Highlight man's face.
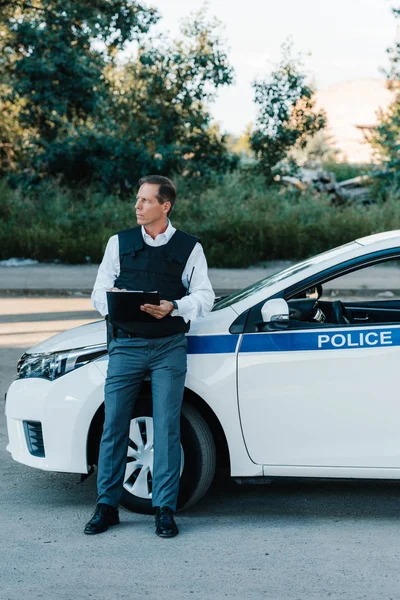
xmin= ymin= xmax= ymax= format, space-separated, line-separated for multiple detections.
xmin=135 ymin=183 xmax=170 ymax=228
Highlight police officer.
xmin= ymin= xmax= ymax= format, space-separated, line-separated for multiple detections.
xmin=85 ymin=175 xmax=214 ymax=537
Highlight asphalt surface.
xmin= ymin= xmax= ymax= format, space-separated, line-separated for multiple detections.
xmin=1 ymin=260 xmax=400 ymax=296
xmin=3 ymin=376 xmax=400 ymax=600
xmin=0 ymin=262 xmax=293 ymax=296
xmin=2 ymin=265 xmax=400 ymax=599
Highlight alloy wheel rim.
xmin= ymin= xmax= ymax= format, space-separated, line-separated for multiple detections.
xmin=123 ymin=416 xmax=184 ymax=500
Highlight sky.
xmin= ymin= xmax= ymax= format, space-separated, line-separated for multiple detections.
xmin=132 ymin=0 xmax=397 ymax=136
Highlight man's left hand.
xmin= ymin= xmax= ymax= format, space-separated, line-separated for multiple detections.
xmin=140 ymin=300 xmax=174 ymax=319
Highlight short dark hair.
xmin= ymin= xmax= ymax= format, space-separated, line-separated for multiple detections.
xmin=138 ymin=175 xmax=176 ymax=216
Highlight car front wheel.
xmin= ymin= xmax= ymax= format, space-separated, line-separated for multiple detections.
xmin=120 ymin=402 xmax=216 ymax=514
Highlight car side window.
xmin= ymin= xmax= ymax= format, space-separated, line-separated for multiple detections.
xmin=239 ymin=254 xmax=400 ymax=334
xmin=320 ymin=260 xmax=400 ymax=302
xmin=287 ymin=258 xmax=400 ymax=328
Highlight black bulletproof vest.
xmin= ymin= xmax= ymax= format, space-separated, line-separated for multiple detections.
xmin=112 ymin=226 xmax=200 ymax=337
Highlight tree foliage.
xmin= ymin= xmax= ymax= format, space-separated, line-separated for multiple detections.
xmin=0 ymin=1 xmax=236 ymax=191
xmin=113 ymin=13 xmax=237 ymax=184
xmin=249 ymin=43 xmax=326 ymax=183
xmin=369 ymin=6 xmax=400 ymax=186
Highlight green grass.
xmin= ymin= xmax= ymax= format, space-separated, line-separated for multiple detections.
xmin=1 ymin=172 xmax=399 ymax=267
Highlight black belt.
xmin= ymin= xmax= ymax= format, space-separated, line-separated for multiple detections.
xmin=114 ymin=328 xmax=140 ymax=339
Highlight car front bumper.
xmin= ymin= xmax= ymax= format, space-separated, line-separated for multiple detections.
xmin=5 ymin=362 xmax=105 ymax=474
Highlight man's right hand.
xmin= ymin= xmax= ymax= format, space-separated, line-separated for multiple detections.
xmin=109 ymin=288 xmax=127 ymax=292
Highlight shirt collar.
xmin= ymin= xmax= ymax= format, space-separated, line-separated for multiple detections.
xmin=141 ymin=219 xmax=176 ymax=243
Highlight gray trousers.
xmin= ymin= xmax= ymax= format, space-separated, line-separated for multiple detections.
xmin=96 ymin=332 xmax=187 ymax=511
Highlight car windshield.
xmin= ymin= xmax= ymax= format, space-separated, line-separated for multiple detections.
xmin=213 ymin=241 xmax=358 ymax=311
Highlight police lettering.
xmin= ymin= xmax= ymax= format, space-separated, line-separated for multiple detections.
xmin=317 ymin=331 xmax=393 ymax=349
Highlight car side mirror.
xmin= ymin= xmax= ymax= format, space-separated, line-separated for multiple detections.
xmin=261 ymin=299 xmax=289 ymax=328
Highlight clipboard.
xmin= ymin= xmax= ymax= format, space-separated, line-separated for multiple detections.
xmin=107 ymin=291 xmax=160 ymax=324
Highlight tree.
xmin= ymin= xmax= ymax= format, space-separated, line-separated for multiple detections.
xmin=369 ymin=7 xmax=400 ymax=186
xmin=1 ymin=0 xmax=157 ymax=135
xmin=0 ymin=0 xmax=157 ymax=185
xmin=289 ymin=130 xmax=339 ymax=167
xmin=249 ymin=43 xmax=326 ymax=183
xmin=226 ymin=125 xmax=254 ymax=164
xmin=109 ymin=12 xmax=237 ymax=185
xmin=0 ymin=2 xmax=237 ymax=190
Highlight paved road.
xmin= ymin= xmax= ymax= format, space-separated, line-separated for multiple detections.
xmin=0 ymin=297 xmax=98 ymax=350
xmin=2 ymin=431 xmax=400 ymax=600
xmin=2 ymin=298 xmax=400 ymax=598
xmin=1 ymin=261 xmax=400 ymax=296
xmin=0 ymin=263 xmax=293 ymax=295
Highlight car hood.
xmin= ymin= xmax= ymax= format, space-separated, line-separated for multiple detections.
xmin=28 ymin=320 xmax=107 ymax=354
xmin=25 ymin=306 xmax=238 ymax=355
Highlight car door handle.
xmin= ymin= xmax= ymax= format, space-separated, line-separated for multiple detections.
xmin=353 ymin=315 xmax=369 ymax=321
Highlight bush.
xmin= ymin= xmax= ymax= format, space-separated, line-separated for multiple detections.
xmin=1 ymin=174 xmax=400 ymax=266
xmin=172 ymin=172 xmax=400 ymax=266
xmin=0 ymin=181 xmax=135 ymax=263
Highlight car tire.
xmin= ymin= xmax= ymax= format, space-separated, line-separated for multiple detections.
xmin=120 ymin=402 xmax=216 ymax=514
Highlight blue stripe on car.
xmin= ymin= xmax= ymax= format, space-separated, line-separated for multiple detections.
xmin=98 ymin=327 xmax=400 ymax=357
xmin=187 ymin=335 xmax=239 ymax=354
xmin=240 ymin=327 xmax=400 ymax=353
xmin=187 ymin=327 xmax=400 ymax=354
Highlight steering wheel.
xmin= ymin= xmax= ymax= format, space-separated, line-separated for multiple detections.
xmin=332 ymin=300 xmax=349 ymax=324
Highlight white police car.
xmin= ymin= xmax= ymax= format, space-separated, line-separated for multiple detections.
xmin=5 ymin=230 xmax=400 ymax=513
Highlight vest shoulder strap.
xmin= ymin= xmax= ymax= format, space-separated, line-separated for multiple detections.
xmin=117 ymin=227 xmax=143 ymax=255
xmin=166 ymin=230 xmax=200 ymax=264
xmin=117 ymin=226 xmax=199 ymax=262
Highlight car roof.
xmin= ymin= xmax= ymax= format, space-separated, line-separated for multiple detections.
xmin=229 ymin=230 xmax=400 ymax=315
xmin=356 ymin=230 xmax=400 ymax=246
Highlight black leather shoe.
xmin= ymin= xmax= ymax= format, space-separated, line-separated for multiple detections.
xmin=84 ymin=503 xmax=120 ymax=535
xmin=155 ymin=506 xmax=179 ymax=538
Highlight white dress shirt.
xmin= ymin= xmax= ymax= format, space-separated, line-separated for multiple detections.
xmin=91 ymin=221 xmax=215 ymax=323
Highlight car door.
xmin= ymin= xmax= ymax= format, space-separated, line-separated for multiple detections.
xmin=237 ymin=255 xmax=400 ymax=470
xmin=340 ymin=300 xmax=400 ymax=324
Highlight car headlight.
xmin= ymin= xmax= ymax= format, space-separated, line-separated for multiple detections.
xmin=17 ymin=345 xmax=108 ymax=381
